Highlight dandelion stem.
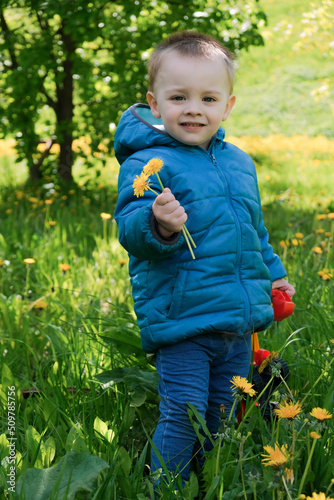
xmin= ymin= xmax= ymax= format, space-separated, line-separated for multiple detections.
xmin=147 ymin=186 xmax=160 ymax=196
xmin=183 ymin=224 xmax=196 ymax=248
xmin=282 ymin=476 xmax=293 ymax=500
xmin=182 ymin=226 xmax=195 ymax=260
xmin=297 ymin=433 xmax=317 ymax=496
xmin=155 ymin=172 xmax=196 ymax=258
xmin=253 ymin=481 xmax=257 ymax=500
xmin=279 ymin=374 xmax=294 ymax=400
xmin=215 ymin=435 xmax=223 ymax=477
xmin=239 ymin=437 xmax=247 ymax=500
xmin=103 ymin=220 xmax=107 ymax=241
xmin=155 ymin=172 xmax=165 ymax=193
xmin=25 ymin=265 xmax=31 ymax=300
xmin=228 ymin=399 xmax=238 ymax=422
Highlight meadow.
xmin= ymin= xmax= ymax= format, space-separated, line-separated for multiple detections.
xmin=1 ymin=0 xmax=334 ymax=498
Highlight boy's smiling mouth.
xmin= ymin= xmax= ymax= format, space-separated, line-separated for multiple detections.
xmin=181 ymin=122 xmax=205 ymax=127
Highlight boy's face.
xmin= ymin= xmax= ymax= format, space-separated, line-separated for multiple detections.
xmin=147 ymin=51 xmax=235 ymax=150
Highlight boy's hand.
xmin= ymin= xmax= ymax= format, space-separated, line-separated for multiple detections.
xmin=153 ymin=188 xmax=187 ymax=238
xmin=272 ymin=278 xmax=295 ymax=298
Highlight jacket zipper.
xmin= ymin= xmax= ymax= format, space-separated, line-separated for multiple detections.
xmin=202 ymin=144 xmax=251 ymax=330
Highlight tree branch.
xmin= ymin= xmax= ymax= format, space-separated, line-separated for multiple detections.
xmin=40 ymin=81 xmax=57 ymax=111
xmin=30 ymin=138 xmax=54 ymax=180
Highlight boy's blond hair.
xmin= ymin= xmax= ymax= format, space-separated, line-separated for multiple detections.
xmin=148 ymin=31 xmax=235 ymax=94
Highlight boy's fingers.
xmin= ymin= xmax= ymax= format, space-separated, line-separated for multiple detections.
xmin=155 ymin=191 xmax=175 ymax=206
xmin=155 ymin=200 xmax=181 ymax=216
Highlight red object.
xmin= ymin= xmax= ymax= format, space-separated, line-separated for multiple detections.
xmin=271 ymin=289 xmax=295 ymax=321
xmin=254 ymin=348 xmax=271 ymax=366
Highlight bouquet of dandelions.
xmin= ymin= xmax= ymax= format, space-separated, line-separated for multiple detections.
xmin=132 ymin=158 xmax=196 ymax=259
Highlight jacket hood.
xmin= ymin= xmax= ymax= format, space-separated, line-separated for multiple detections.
xmin=114 ymin=103 xmax=225 ymax=164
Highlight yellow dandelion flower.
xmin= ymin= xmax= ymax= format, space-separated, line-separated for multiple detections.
xmin=45 ymin=199 xmax=53 ymax=205
xmin=119 ymin=258 xmax=127 ymax=266
xmin=316 ymin=214 xmax=327 ymax=220
xmin=230 ymin=376 xmax=256 ymax=397
xmin=258 ymin=351 xmax=279 ymax=374
xmin=59 ymin=263 xmax=71 ymax=272
xmin=310 ymin=407 xmax=332 ymax=421
xmin=284 ymin=467 xmax=294 ymax=484
xmin=328 ymin=213 xmax=334 ymax=219
xmin=292 ymin=238 xmax=299 ymax=246
xmin=313 ymin=247 xmax=323 ymax=254
xmin=295 ymin=232 xmax=304 ymax=239
xmin=5 ymin=209 xmax=13 ymax=214
xmin=330 ymin=339 xmax=334 ymax=344
xmin=262 ymin=442 xmax=290 ymax=467
xmin=274 ymin=401 xmax=302 ymax=420
xmin=15 ymin=191 xmax=24 ymax=200
xmin=24 ymin=258 xmax=36 ymax=265
xmin=322 ymin=273 xmax=332 ymax=281
xmin=48 ymin=221 xmax=57 ymax=227
xmin=133 ymin=172 xmax=150 ymax=198
xmin=280 ymin=240 xmax=287 ymax=249
xmin=143 ymin=158 xmax=164 ymax=176
xmin=68 ymin=189 xmax=75 ymax=195
xmin=29 ymin=197 xmax=38 ymax=203
xmin=306 ymin=493 xmax=332 ymax=500
xmin=0 ymin=258 xmax=4 ymax=266
xmin=33 ymin=300 xmax=48 ymax=309
xmin=100 ymin=212 xmax=112 ymax=220
xmin=316 ymin=228 xmax=325 ymax=234
xmin=325 ymin=232 xmax=331 ymax=237
xmin=310 ymin=431 xmax=321 ymax=439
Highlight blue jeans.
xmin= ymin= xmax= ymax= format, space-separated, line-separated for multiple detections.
xmin=151 ymin=332 xmax=252 ymax=482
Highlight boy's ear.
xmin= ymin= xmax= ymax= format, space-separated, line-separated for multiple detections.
xmin=222 ymin=94 xmax=236 ymax=121
xmin=146 ymin=91 xmax=161 ymax=119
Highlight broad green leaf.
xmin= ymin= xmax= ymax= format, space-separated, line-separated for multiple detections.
xmin=117 ymin=446 xmax=132 ymax=476
xmin=94 ymin=416 xmax=108 ymax=437
xmin=41 ymin=436 xmax=56 ymax=468
xmin=15 ymin=451 xmax=109 ymax=500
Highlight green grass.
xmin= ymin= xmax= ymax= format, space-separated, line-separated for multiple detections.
xmin=0 ymin=0 xmax=334 ymax=498
xmin=227 ymin=0 xmax=334 ymax=138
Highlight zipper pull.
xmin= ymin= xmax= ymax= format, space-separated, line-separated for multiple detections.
xmin=210 ymin=154 xmax=218 ymax=165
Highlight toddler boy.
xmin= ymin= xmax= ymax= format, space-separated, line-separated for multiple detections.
xmin=114 ymin=31 xmax=295 ymax=483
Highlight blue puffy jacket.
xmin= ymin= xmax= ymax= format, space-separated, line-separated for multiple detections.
xmin=114 ymin=104 xmax=287 ymax=352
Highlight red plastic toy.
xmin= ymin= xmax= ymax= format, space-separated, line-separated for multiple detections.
xmin=271 ymin=289 xmax=295 ymax=321
xmin=237 ymin=290 xmax=295 ymax=422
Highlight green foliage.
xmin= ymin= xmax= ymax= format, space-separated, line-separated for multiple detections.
xmin=15 ymin=451 xmax=110 ymax=500
xmin=0 ymin=0 xmax=266 ymax=181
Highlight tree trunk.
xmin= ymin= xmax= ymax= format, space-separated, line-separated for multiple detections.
xmin=55 ymin=28 xmax=75 ymax=183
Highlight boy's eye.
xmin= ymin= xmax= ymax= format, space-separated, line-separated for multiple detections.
xmin=203 ymin=97 xmax=216 ymax=102
xmin=171 ymin=96 xmax=185 ymax=101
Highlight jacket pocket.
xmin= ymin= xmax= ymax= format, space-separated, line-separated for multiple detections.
xmin=165 ymin=268 xmax=189 ymax=320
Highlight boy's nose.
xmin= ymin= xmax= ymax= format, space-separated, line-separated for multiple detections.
xmin=184 ymin=100 xmax=202 ymax=115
